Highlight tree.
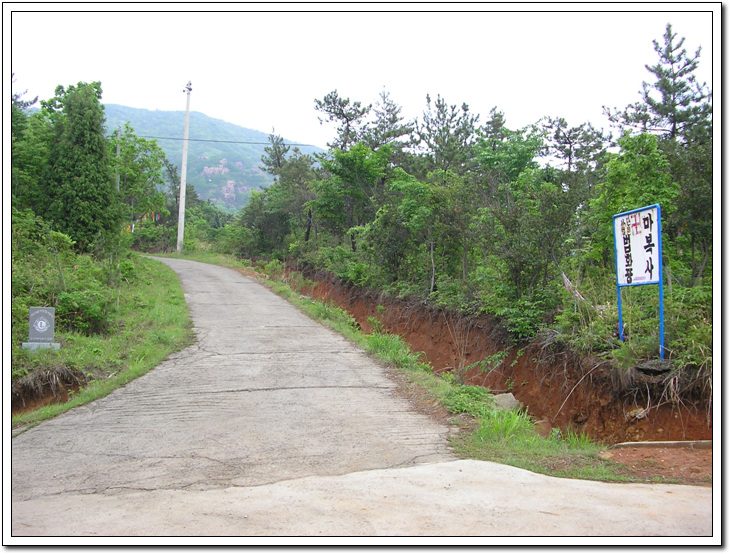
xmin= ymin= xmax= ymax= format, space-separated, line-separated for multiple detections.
xmin=276 ymin=148 xmax=317 ymax=243
xmin=474 ymin=127 xmax=577 ymax=300
xmin=605 ymin=23 xmax=712 ymax=144
xmin=11 ymin=74 xmax=37 ymax=141
xmin=11 ymin=77 xmax=46 ymax=208
xmin=667 ymin=138 xmax=712 ymax=285
xmin=110 ymin=122 xmax=168 ymax=226
xmin=239 ymin=188 xmax=291 ymax=255
xmin=260 ymin=129 xmax=290 ymax=177
xmin=479 ymin=107 xmax=509 ymax=152
xmin=362 ymin=89 xmax=415 ymax=166
xmin=476 ymin=124 xmax=544 ymax=185
xmin=587 ymin=133 xmax=678 ymax=268
xmin=44 ymin=82 xmax=122 ymax=251
xmin=602 ymin=24 xmax=712 ymax=288
xmin=316 ymin=143 xmax=391 ymax=251
xmin=314 ymin=90 xmax=371 ymax=150
xmin=412 ymin=94 xmax=479 ymax=176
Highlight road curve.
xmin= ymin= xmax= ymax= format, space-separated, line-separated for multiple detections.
xmin=10 ymin=258 xmax=713 ymax=540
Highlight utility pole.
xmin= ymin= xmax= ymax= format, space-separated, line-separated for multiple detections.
xmin=176 ymin=82 xmax=192 ymax=254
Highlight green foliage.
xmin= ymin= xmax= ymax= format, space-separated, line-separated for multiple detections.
xmin=44 ymin=82 xmax=124 ymax=251
xmin=12 ymin=208 xmax=147 ymax=348
xmin=443 ymin=383 xmax=494 ymax=416
xmin=314 ymin=90 xmax=371 ymax=150
xmin=474 ymin=409 xmax=536 ymax=443
xmin=363 ymin=333 xmax=428 ymax=371
xmin=110 ymin=122 xmax=168 ymax=225
xmin=129 ymin=223 xmax=175 ymax=253
xmin=209 ymin=25 xmax=711 ymax=406
xmin=56 ymin=289 xmax=112 ymax=335
xmin=495 ymin=294 xmax=555 ymax=341
xmin=262 ymin=259 xmax=285 ymax=279
xmin=413 ymin=93 xmax=480 ymax=175
xmin=12 ymin=255 xmax=194 ymax=428
xmin=468 ymin=350 xmax=510 ymax=375
xmin=605 ymin=23 xmax=711 ymax=143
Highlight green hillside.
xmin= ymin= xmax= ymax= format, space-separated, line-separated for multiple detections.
xmin=103 ymin=104 xmax=323 ymax=213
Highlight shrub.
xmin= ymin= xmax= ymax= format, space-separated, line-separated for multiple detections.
xmin=129 ymin=224 xmax=174 ymax=253
xmin=56 ymin=289 xmax=112 ymax=335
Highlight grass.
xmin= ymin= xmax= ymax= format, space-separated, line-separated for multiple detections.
xmin=12 ymin=249 xmax=665 ymax=484
xmin=193 ymin=258 xmax=653 ymax=484
xmin=11 ymin=255 xmax=194 ymax=432
xmin=151 ymin=250 xmax=254 ymax=270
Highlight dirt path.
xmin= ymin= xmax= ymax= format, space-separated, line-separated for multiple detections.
xmin=9 ymin=258 xmax=714 ymax=540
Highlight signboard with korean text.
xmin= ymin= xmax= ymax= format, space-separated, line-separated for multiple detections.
xmin=613 ymin=204 xmax=664 ymax=359
xmin=614 ymin=205 xmax=661 ymax=286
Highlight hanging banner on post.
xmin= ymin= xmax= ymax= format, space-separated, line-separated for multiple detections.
xmin=613 ymin=204 xmax=664 ymax=358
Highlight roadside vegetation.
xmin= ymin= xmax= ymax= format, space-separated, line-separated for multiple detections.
xmin=181 ymin=24 xmax=711 ymax=414
xmin=11 ymin=23 xmax=711 ymax=457
xmin=191 ymin=254 xmax=671 ymax=484
xmin=11 ymin=209 xmax=194 ymax=430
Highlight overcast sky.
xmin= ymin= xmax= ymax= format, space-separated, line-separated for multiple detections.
xmin=6 ymin=5 xmax=717 ymax=149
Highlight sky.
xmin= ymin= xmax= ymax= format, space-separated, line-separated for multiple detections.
xmin=6 ymin=4 xmax=717 ymax=149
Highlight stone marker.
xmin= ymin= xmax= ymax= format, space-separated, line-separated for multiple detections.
xmin=21 ymin=307 xmax=60 ymax=351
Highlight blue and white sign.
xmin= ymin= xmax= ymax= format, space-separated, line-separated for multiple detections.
xmin=613 ymin=204 xmax=664 ymax=359
xmin=614 ymin=205 xmax=661 ymax=286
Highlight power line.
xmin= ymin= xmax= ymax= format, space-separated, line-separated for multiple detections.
xmin=138 ymin=135 xmax=319 ymax=148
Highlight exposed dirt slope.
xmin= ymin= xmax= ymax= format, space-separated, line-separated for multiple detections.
xmin=299 ymin=271 xmax=712 ymax=446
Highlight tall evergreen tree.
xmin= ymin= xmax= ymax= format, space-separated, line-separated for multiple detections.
xmin=314 ymin=90 xmax=371 ymax=150
xmin=45 ymin=82 xmax=122 ymax=251
xmin=362 ymin=90 xmax=415 ymax=158
xmin=601 ymin=24 xmax=712 ymax=287
xmin=412 ymin=94 xmax=479 ymax=176
xmin=260 ymin=129 xmax=290 ymax=177
xmin=11 ymin=76 xmax=43 ymax=207
xmin=605 ymin=23 xmax=712 ymax=143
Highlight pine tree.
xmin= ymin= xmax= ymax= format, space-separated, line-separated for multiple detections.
xmin=260 ymin=129 xmax=290 ymax=178
xmin=605 ymin=23 xmax=712 ymax=143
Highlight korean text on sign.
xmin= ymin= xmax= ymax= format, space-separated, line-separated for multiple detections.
xmin=614 ymin=205 xmax=660 ymax=286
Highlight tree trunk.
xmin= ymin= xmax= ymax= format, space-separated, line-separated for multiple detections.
xmin=692 ymin=240 xmax=710 ymax=287
xmin=429 ymin=239 xmax=436 ymax=294
xmin=462 ymin=244 xmax=469 ymax=282
xmin=664 ymin=257 xmax=673 ymax=295
xmin=304 ymin=209 xmax=312 ymax=243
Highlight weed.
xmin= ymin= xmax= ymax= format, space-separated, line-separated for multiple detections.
xmin=12 ymin=255 xmax=194 ymax=428
xmin=443 ymin=383 xmax=493 ymax=416
xmin=187 ymin=257 xmax=678 ymax=485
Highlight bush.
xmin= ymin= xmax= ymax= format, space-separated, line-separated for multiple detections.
xmin=262 ymin=259 xmax=285 ymax=279
xmin=56 ymin=288 xmax=112 ymax=335
xmin=443 ymin=383 xmax=493 ymax=415
xmin=344 ymin=261 xmax=370 ymax=287
xmin=129 ymin=224 xmax=174 ymax=253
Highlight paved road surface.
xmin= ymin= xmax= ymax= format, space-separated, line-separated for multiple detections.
xmin=10 ymin=258 xmax=713 ymax=540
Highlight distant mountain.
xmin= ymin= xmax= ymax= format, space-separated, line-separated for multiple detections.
xmin=103 ymin=104 xmax=324 ymax=213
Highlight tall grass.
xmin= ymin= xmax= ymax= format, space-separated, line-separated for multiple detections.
xmin=230 ymin=265 xmax=658 ymax=483
xmin=12 ymin=256 xmax=194 ymax=430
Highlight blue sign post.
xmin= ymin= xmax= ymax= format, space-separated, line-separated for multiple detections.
xmin=613 ymin=204 xmax=664 ymax=359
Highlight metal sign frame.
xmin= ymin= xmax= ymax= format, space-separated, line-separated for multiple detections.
xmin=613 ymin=204 xmax=664 ymax=359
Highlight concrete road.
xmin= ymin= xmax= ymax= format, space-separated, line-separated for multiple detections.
xmin=10 ymin=258 xmax=713 ymax=540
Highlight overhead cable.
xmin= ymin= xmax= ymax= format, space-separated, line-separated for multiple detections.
xmin=137 ymin=135 xmax=317 ymax=148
